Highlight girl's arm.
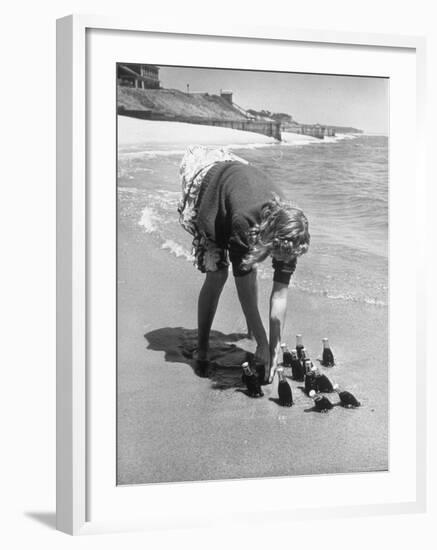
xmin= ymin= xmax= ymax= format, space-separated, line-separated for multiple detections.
xmin=268 ymin=281 xmax=289 ymax=382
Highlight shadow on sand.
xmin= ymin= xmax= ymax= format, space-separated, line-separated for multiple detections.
xmin=268 ymin=397 xmax=293 ymax=408
xmin=144 ymin=327 xmax=259 ymax=390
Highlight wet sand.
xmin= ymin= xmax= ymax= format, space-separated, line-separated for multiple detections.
xmin=117 ymin=223 xmax=388 ymax=485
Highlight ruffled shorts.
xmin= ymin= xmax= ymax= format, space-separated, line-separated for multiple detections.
xmin=177 ymin=146 xmax=248 ymax=273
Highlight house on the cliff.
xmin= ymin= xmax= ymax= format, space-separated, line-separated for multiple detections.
xmin=117 ymin=64 xmax=160 ymax=89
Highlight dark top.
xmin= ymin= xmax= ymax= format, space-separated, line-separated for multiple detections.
xmin=197 ymin=160 xmax=297 ymax=284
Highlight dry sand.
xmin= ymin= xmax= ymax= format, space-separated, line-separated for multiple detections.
xmin=118 ymin=116 xmax=320 ymax=147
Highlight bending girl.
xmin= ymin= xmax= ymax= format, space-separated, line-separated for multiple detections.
xmin=178 ymin=146 xmax=310 ymax=384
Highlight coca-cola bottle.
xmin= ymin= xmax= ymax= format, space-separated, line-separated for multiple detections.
xmin=333 ymin=383 xmax=361 ymax=408
xmin=296 ymin=334 xmax=304 ymax=360
xmin=280 ymin=343 xmax=293 ymax=367
xmin=304 ymin=360 xmax=316 ymax=395
xmin=309 ymin=390 xmax=333 ymax=412
xmin=277 ymin=367 xmax=293 ymax=407
xmin=313 ymin=367 xmax=334 ymax=393
xmin=290 ymin=349 xmax=304 ymax=381
xmin=321 ymin=338 xmax=335 ymax=367
xmin=241 ymin=362 xmax=263 ymax=398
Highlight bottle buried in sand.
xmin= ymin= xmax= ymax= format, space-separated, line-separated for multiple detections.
xmin=309 ymin=390 xmax=334 ymax=412
xmin=296 ymin=334 xmax=304 ymax=360
xmin=280 ymin=343 xmax=293 ymax=367
xmin=304 ymin=360 xmax=317 ymax=395
xmin=291 ymin=349 xmax=305 ymax=381
xmin=313 ymin=367 xmax=334 ymax=393
xmin=334 ymin=383 xmax=361 ymax=408
xmin=281 ymin=343 xmax=303 ymax=381
xmin=299 ymin=347 xmax=308 ymax=371
xmin=321 ymin=338 xmax=335 ymax=367
xmin=241 ymin=362 xmax=264 ymax=398
xmin=277 ymin=367 xmax=293 ymax=407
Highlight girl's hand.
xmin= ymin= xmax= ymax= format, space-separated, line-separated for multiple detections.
xmin=269 ymin=348 xmax=281 ymax=383
xmin=255 ymin=344 xmax=270 ymax=365
xmin=264 ymin=364 xmax=276 ymax=384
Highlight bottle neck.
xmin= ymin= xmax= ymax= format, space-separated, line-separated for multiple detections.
xmin=242 ymin=364 xmax=252 ymax=375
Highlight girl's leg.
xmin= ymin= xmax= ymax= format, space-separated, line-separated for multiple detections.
xmin=245 ymin=273 xmax=258 ymax=340
xmin=234 ymin=270 xmax=269 ymax=366
xmin=197 ymin=268 xmax=229 ymax=360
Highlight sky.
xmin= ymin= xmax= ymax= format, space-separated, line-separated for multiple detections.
xmin=158 ymin=65 xmax=389 ymax=134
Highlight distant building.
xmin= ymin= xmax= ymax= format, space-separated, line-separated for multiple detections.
xmin=220 ymin=90 xmax=233 ymax=104
xmin=117 ymin=64 xmax=160 ymax=89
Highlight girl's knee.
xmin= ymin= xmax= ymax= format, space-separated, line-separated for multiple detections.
xmin=215 ymin=267 xmax=230 ymax=282
xmin=206 ymin=267 xmax=229 ymax=285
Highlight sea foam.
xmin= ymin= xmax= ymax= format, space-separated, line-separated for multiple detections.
xmin=138 ymin=207 xmax=159 ymax=233
xmin=161 ymin=240 xmax=193 ymax=261
xmin=119 ymin=133 xmax=359 ymax=158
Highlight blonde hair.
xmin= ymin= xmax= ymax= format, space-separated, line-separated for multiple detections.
xmin=242 ymin=194 xmax=310 ymax=270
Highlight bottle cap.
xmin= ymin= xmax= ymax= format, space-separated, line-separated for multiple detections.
xmin=322 ymin=338 xmax=330 ymax=348
xmin=280 ymin=343 xmax=287 ymax=349
xmin=333 ymin=383 xmax=339 ymax=391
xmin=309 ymin=390 xmax=316 ymax=398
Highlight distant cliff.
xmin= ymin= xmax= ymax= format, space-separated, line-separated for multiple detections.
xmin=118 ymin=89 xmax=362 ymax=137
xmin=117 ymin=86 xmax=248 ymax=121
xmin=246 ymin=110 xmax=292 ymax=123
xmin=117 ymin=86 xmax=282 ymax=140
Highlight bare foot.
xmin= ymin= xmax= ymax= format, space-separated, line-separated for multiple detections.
xmin=254 ymin=344 xmax=269 ymax=370
xmin=192 ymin=349 xmax=210 ymax=378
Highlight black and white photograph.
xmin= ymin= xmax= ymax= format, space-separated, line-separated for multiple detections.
xmin=116 ymin=63 xmax=389 ymax=485
xmin=1 ymin=0 xmax=433 ymax=542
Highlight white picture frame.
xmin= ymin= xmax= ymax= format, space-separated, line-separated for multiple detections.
xmin=56 ymin=14 xmax=427 ymax=535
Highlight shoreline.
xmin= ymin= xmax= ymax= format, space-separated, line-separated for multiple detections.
xmin=118 ymin=116 xmax=362 ymax=154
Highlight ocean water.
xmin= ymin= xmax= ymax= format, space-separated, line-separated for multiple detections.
xmin=118 ymin=134 xmax=388 ymax=307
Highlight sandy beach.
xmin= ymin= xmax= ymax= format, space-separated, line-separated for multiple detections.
xmin=117 ymin=117 xmax=388 ymax=484
xmin=118 ymin=116 xmax=321 ymax=150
